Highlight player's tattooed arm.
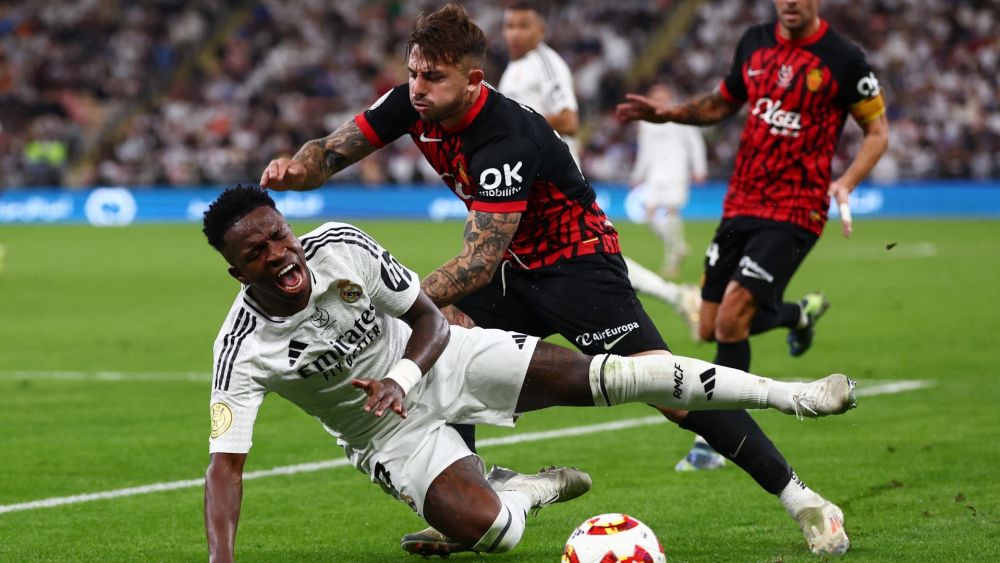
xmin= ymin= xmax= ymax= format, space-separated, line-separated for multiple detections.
xmin=616 ymin=90 xmax=740 ymax=126
xmin=421 ymin=210 xmax=521 ymax=308
xmin=260 ymin=119 xmax=377 ymax=191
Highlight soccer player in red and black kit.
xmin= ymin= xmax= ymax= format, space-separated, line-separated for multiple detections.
xmin=261 ymin=3 xmax=853 ymax=556
xmin=619 ymin=0 xmax=888 ymax=548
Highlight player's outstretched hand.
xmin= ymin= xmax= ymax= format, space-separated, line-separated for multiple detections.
xmin=351 ymin=378 xmax=408 ymax=419
xmin=828 ymin=180 xmax=853 ymax=238
xmin=260 ymin=157 xmax=309 ymax=191
xmin=615 ymin=93 xmax=669 ymax=124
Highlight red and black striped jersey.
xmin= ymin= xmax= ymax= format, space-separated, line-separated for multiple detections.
xmin=354 ymin=83 xmax=619 ymax=269
xmin=719 ymin=20 xmax=885 ymax=235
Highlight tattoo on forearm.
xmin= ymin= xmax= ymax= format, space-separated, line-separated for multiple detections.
xmin=673 ymin=91 xmax=738 ymax=125
xmin=293 ymin=120 xmax=373 ymax=187
xmin=421 ymin=211 xmax=520 ymax=307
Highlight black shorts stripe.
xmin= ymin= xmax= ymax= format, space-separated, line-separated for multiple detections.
xmin=486 ymin=506 xmax=513 ymax=553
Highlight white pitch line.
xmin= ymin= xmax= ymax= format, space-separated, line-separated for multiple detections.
xmin=0 ymin=417 xmax=664 ymax=515
xmin=0 ymin=380 xmax=933 ymax=515
xmin=854 ymin=379 xmax=934 ymax=397
xmin=0 ymin=371 xmax=209 ymax=382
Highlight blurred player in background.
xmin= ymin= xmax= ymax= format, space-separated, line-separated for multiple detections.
xmin=497 ymin=0 xmax=701 ymax=336
xmin=261 ymin=3 xmax=853 ymax=556
xmin=498 ymin=0 xmax=581 ymax=166
xmin=618 ymin=0 xmax=888 ymax=481
xmin=629 ymin=82 xmax=707 ymax=280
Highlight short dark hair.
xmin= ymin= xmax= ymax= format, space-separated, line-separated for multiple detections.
xmin=202 ymin=185 xmax=277 ymax=252
xmin=506 ymin=0 xmax=544 ymax=15
xmin=406 ymin=3 xmax=487 ymax=69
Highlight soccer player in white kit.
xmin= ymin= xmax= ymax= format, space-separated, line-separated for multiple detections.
xmin=497 ymin=1 xmax=703 ymax=336
xmin=202 ymin=186 xmax=857 ymax=560
xmin=631 ymin=83 xmax=707 ymax=280
xmin=498 ymin=1 xmax=581 ymax=166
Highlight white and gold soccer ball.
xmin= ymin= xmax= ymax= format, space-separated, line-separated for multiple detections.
xmin=561 ymin=513 xmax=666 ymax=563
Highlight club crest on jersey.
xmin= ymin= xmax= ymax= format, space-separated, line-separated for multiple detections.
xmin=777 ymin=64 xmax=795 ymax=89
xmin=336 ymin=280 xmax=363 ymax=303
xmin=807 ymin=68 xmax=824 ymax=92
xmin=210 ymin=402 xmax=233 ymax=438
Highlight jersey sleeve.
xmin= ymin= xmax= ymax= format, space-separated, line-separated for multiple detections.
xmin=836 ymin=50 xmax=886 ymax=124
xmin=467 ymin=138 xmax=541 ymax=213
xmin=540 ymin=51 xmax=579 ymax=114
xmin=354 ymin=85 xmax=418 ymax=148
xmin=719 ymin=28 xmax=753 ymax=104
xmin=337 ymin=225 xmax=421 ymax=318
xmin=209 ymin=332 xmax=266 ymax=454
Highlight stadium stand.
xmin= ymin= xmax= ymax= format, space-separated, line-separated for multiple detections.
xmin=0 ymin=0 xmax=995 ymax=189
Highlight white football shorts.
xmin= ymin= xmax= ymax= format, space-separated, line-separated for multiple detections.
xmin=345 ymin=326 xmax=538 ymax=516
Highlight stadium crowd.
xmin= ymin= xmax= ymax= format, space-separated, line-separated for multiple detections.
xmin=0 ymin=0 xmax=996 ymax=189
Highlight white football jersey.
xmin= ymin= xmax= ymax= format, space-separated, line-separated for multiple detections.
xmin=498 ymin=42 xmax=580 ymax=164
xmin=632 ymin=121 xmax=707 ymax=187
xmin=208 ymin=222 xmax=420 ymax=455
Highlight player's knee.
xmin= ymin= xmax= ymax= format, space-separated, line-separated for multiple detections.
xmin=472 ymin=493 xmax=527 ymax=553
xmin=698 ymin=320 xmax=716 ymax=342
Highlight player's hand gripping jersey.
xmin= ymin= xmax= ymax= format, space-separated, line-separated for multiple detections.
xmin=718 ymin=21 xmax=886 ymax=235
xmin=209 ymin=223 xmax=420 ymax=454
xmin=355 ymin=83 xmax=619 ymax=268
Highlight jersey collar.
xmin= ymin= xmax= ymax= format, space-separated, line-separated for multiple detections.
xmin=442 ymin=85 xmax=490 ymax=133
xmin=775 ymin=19 xmax=828 ymax=48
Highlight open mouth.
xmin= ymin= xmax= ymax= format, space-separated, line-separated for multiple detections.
xmin=276 ymin=262 xmax=305 ymax=294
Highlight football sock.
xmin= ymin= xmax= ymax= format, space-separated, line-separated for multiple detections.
xmin=449 ymin=423 xmax=477 ymax=453
xmin=471 ymin=491 xmax=528 ymax=553
xmin=778 ymin=470 xmax=825 ymax=516
xmin=680 ymin=409 xmax=793 ymax=494
xmin=588 ymin=354 xmax=773 ymax=410
xmin=715 ymin=339 xmax=751 ymax=371
xmin=622 ymin=256 xmax=681 ymax=305
xmin=751 ymin=302 xmax=804 ymax=334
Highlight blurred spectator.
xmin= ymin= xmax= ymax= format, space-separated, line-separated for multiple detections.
xmin=0 ymin=0 xmax=996 ymax=189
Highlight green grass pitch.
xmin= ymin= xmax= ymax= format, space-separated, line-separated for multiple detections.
xmin=1 ymin=218 xmax=998 ymax=562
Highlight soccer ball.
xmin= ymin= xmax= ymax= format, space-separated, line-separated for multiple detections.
xmin=561 ymin=513 xmax=666 ymax=563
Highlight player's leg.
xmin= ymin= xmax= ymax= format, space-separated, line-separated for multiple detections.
xmin=513 ymin=342 xmax=856 ymax=417
xmin=447 ymin=273 xmax=555 ymax=453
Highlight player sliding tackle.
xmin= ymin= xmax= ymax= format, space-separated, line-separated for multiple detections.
xmin=202 ymin=187 xmax=856 ymax=562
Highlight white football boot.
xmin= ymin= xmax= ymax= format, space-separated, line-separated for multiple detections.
xmin=777 ymin=374 xmax=857 ymax=419
xmin=794 ymin=500 xmax=850 ymax=555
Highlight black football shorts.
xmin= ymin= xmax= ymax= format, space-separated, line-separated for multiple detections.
xmin=455 ymin=253 xmax=669 ymax=355
xmin=701 ymin=216 xmax=818 ymax=312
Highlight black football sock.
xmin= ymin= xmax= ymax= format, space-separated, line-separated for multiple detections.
xmin=750 ymin=302 xmax=802 ymax=334
xmin=680 ymin=410 xmax=793 ymax=494
xmin=449 ymin=423 xmax=477 ymax=453
xmin=715 ymin=340 xmax=751 ymax=371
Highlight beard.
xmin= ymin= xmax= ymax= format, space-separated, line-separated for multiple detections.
xmin=413 ymin=94 xmax=468 ymax=123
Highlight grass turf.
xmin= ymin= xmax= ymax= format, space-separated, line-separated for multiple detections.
xmin=1 ymin=218 xmax=998 ymax=561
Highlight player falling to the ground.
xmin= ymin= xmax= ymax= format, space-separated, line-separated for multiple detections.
xmin=259 ymin=3 xmax=854 ymax=556
xmin=629 ymin=82 xmax=708 ymax=280
xmin=618 ymin=0 xmax=889 ymax=473
xmin=201 ymin=186 xmax=857 ymax=561
xmin=497 ymin=0 xmax=701 ymax=337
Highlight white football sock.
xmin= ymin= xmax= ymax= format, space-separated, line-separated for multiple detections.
xmin=472 ymin=491 xmax=528 ymax=553
xmin=623 ymin=256 xmax=680 ymax=304
xmin=778 ymin=471 xmax=825 ymax=516
xmin=588 ymin=353 xmax=806 ymax=411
